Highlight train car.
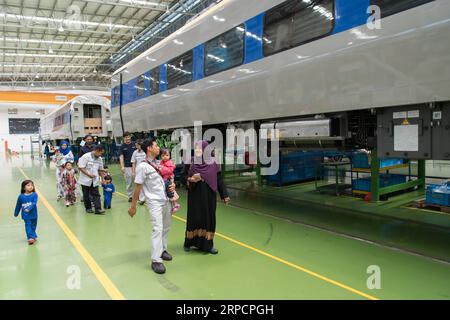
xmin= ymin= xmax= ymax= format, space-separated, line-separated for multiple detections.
xmin=111 ymin=0 xmax=450 ymax=153
xmin=40 ymin=95 xmax=112 ymax=142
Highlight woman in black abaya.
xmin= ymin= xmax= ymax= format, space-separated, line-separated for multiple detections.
xmin=182 ymin=140 xmax=230 ymax=254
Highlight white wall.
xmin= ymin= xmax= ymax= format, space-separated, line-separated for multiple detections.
xmin=0 ymin=103 xmax=57 ymax=154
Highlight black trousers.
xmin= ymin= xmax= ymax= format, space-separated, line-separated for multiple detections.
xmin=81 ymin=183 xmax=101 ymax=211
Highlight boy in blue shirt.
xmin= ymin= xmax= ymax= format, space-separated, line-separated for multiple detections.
xmin=102 ymin=175 xmax=115 ymax=209
xmin=14 ymin=180 xmax=39 ymax=245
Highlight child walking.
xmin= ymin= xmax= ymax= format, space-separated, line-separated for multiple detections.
xmin=102 ymin=175 xmax=115 ymax=209
xmin=14 ymin=180 xmax=39 ymax=245
xmin=159 ymin=149 xmax=181 ymax=213
xmin=61 ymin=161 xmax=77 ymax=207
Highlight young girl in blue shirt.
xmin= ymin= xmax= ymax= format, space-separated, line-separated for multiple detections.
xmin=14 ymin=180 xmax=39 ymax=245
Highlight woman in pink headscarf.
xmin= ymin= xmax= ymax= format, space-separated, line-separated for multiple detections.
xmin=182 ymin=140 xmax=230 ymax=254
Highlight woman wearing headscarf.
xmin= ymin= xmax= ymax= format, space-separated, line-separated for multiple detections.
xmin=53 ymin=141 xmax=74 ymax=201
xmin=182 ymin=140 xmax=230 ymax=254
xmin=59 ymin=140 xmax=74 ymax=163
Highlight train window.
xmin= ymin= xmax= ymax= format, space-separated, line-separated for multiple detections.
xmin=371 ymin=0 xmax=435 ymax=18
xmin=136 ymin=75 xmax=146 ymax=97
xmin=150 ymin=67 xmax=160 ymax=95
xmin=263 ymin=0 xmax=335 ymax=57
xmin=113 ymin=87 xmax=119 ymax=106
xmin=167 ymin=51 xmax=193 ymax=90
xmin=83 ymin=104 xmax=102 ymax=118
xmin=204 ymin=24 xmax=245 ymax=77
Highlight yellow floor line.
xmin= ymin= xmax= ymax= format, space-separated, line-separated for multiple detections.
xmin=19 ymin=168 xmax=125 ymax=300
xmin=117 ymin=191 xmax=378 ymax=300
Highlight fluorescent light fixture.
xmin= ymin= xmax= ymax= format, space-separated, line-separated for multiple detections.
xmin=3 ymin=37 xmax=118 ymax=47
xmin=0 ymin=72 xmax=110 ymax=77
xmin=3 ymin=53 xmax=100 ymax=59
xmin=0 ymin=12 xmax=139 ymax=29
xmin=173 ymin=39 xmax=184 ymax=45
xmin=1 ymin=64 xmax=101 ymax=68
xmin=119 ymin=0 xmax=167 ymax=7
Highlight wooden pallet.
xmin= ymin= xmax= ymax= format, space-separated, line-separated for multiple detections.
xmin=410 ymin=199 xmax=450 ymax=214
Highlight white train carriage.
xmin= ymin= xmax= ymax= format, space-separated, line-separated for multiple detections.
xmin=40 ymin=95 xmax=112 ymax=142
xmin=111 ymin=0 xmax=450 ymax=155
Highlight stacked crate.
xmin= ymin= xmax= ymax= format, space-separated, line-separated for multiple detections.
xmin=266 ymin=151 xmax=323 ymax=186
xmin=352 ymin=174 xmax=406 ymax=192
xmin=352 ymin=152 xmax=406 ymax=193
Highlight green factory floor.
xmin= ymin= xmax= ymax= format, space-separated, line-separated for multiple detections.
xmin=1 ymin=155 xmax=450 ymax=300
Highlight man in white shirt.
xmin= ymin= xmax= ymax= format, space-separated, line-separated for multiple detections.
xmin=128 ymin=138 xmax=175 ymax=274
xmin=78 ymin=145 xmax=107 ymax=215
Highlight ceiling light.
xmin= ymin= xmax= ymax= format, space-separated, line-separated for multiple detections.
xmin=119 ymin=0 xmax=167 ymax=8
xmin=0 ymin=12 xmax=139 ymax=30
xmin=4 ymin=53 xmax=99 ymax=59
xmin=4 ymin=37 xmax=119 ymax=47
xmin=58 ymin=25 xmax=64 ymax=32
xmin=48 ymin=47 xmax=54 ymax=54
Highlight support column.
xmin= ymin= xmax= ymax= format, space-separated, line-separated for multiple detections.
xmin=417 ymin=159 xmax=426 ymax=191
xmin=371 ymin=149 xmax=380 ymax=202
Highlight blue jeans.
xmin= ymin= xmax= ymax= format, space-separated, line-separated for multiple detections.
xmin=24 ymin=219 xmax=38 ymax=240
xmin=165 ymin=179 xmax=174 ymax=199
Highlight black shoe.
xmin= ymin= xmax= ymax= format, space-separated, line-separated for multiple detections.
xmin=128 ymin=198 xmax=132 ymax=203
xmin=138 ymin=201 xmax=145 ymax=206
xmin=209 ymin=248 xmax=219 ymax=255
xmin=86 ymin=209 xmax=94 ymax=214
xmin=95 ymin=210 xmax=105 ymax=215
xmin=151 ymin=262 xmax=166 ymax=274
xmin=161 ymin=251 xmax=173 ymax=261
xmin=183 ymin=246 xmax=191 ymax=252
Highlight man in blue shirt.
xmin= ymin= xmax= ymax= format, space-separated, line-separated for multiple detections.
xmin=120 ymin=132 xmax=136 ymax=202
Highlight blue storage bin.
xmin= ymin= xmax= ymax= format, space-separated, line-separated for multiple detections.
xmin=352 ymin=152 xmax=404 ymax=169
xmin=425 ymin=184 xmax=450 ymax=207
xmin=266 ymin=151 xmax=323 ymax=186
xmin=352 ymin=174 xmax=406 ymax=192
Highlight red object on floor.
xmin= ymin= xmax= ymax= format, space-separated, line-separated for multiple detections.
xmin=364 ymin=193 xmax=372 ymax=202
